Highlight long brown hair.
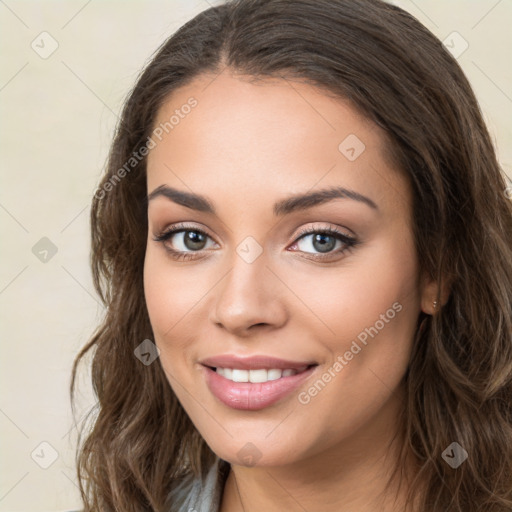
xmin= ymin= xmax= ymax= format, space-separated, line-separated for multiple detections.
xmin=70 ymin=0 xmax=512 ymax=510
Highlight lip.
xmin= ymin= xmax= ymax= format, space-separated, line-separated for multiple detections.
xmin=200 ymin=355 xmax=318 ymax=411
xmin=200 ymin=354 xmax=317 ymax=370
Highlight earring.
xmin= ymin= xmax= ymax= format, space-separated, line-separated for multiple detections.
xmin=433 ymin=300 xmax=438 ymax=311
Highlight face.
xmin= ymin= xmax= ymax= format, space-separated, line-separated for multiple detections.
xmin=143 ymin=69 xmax=432 ymax=468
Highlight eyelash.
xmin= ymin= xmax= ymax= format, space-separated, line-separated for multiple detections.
xmin=152 ymin=222 xmax=359 ymax=262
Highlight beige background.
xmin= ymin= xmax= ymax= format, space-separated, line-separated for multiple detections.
xmin=0 ymin=1 xmax=511 ymax=510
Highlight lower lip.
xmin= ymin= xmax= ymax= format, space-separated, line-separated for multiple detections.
xmin=202 ymin=365 xmax=317 ymax=411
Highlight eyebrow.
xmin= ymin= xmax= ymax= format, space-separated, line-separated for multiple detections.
xmin=146 ymin=184 xmax=378 ymax=215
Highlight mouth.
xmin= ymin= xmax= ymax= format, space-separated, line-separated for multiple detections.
xmin=200 ymin=360 xmax=319 ymax=411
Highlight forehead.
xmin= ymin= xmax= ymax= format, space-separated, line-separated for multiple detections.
xmin=146 ymin=70 xmax=411 ymax=218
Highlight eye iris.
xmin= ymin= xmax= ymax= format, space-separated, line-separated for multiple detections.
xmin=184 ymin=231 xmax=207 ymax=250
xmin=312 ymin=233 xmax=336 ymax=253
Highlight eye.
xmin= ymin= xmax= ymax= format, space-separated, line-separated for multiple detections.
xmin=152 ymin=223 xmax=217 ymax=261
xmin=289 ymin=224 xmax=359 ymax=261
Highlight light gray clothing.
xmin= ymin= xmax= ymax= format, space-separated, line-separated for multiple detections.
xmin=167 ymin=457 xmax=231 ymax=512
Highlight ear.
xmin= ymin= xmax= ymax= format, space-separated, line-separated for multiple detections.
xmin=419 ymin=271 xmax=452 ymax=315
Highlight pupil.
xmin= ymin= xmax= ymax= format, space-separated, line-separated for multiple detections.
xmin=313 ymin=233 xmax=335 ymax=253
xmin=185 ymin=231 xmax=206 ymax=250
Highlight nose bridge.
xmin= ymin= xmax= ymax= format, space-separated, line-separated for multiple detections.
xmin=210 ymin=243 xmax=287 ymax=334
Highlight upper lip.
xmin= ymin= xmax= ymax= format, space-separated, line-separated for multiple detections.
xmin=200 ymin=354 xmax=318 ymax=370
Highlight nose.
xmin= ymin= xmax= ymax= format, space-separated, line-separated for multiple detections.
xmin=208 ymin=250 xmax=288 ymax=337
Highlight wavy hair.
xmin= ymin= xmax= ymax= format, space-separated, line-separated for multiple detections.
xmin=70 ymin=0 xmax=512 ymax=510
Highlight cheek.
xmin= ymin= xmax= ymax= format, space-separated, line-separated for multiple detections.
xmin=288 ymin=241 xmax=420 ymax=445
xmin=143 ymin=249 xmax=191 ymax=357
xmin=143 ymin=250 xmax=171 ymax=336
xmin=143 ymin=246 xmax=217 ymax=377
xmin=290 ymin=232 xmax=420 ymax=368
xmin=143 ymin=250 xmax=197 ymax=403
xmin=294 ymin=237 xmax=419 ymax=326
xmin=144 ymin=246 xmax=201 ymax=333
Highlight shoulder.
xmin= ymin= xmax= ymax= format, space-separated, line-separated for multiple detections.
xmin=166 ymin=456 xmax=231 ymax=512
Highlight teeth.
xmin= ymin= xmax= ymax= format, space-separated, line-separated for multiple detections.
xmin=215 ymin=366 xmax=308 ymax=383
xmin=267 ymin=369 xmax=282 ymax=381
xmin=232 ymin=369 xmax=249 ymax=382
xmin=248 ymin=369 xmax=267 ymax=383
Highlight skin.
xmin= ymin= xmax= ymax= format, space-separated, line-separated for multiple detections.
xmin=143 ymin=69 xmax=444 ymax=512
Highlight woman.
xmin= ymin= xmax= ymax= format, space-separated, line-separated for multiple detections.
xmin=70 ymin=0 xmax=512 ymax=510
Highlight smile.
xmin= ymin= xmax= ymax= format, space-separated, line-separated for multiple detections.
xmin=201 ymin=361 xmax=318 ymax=410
